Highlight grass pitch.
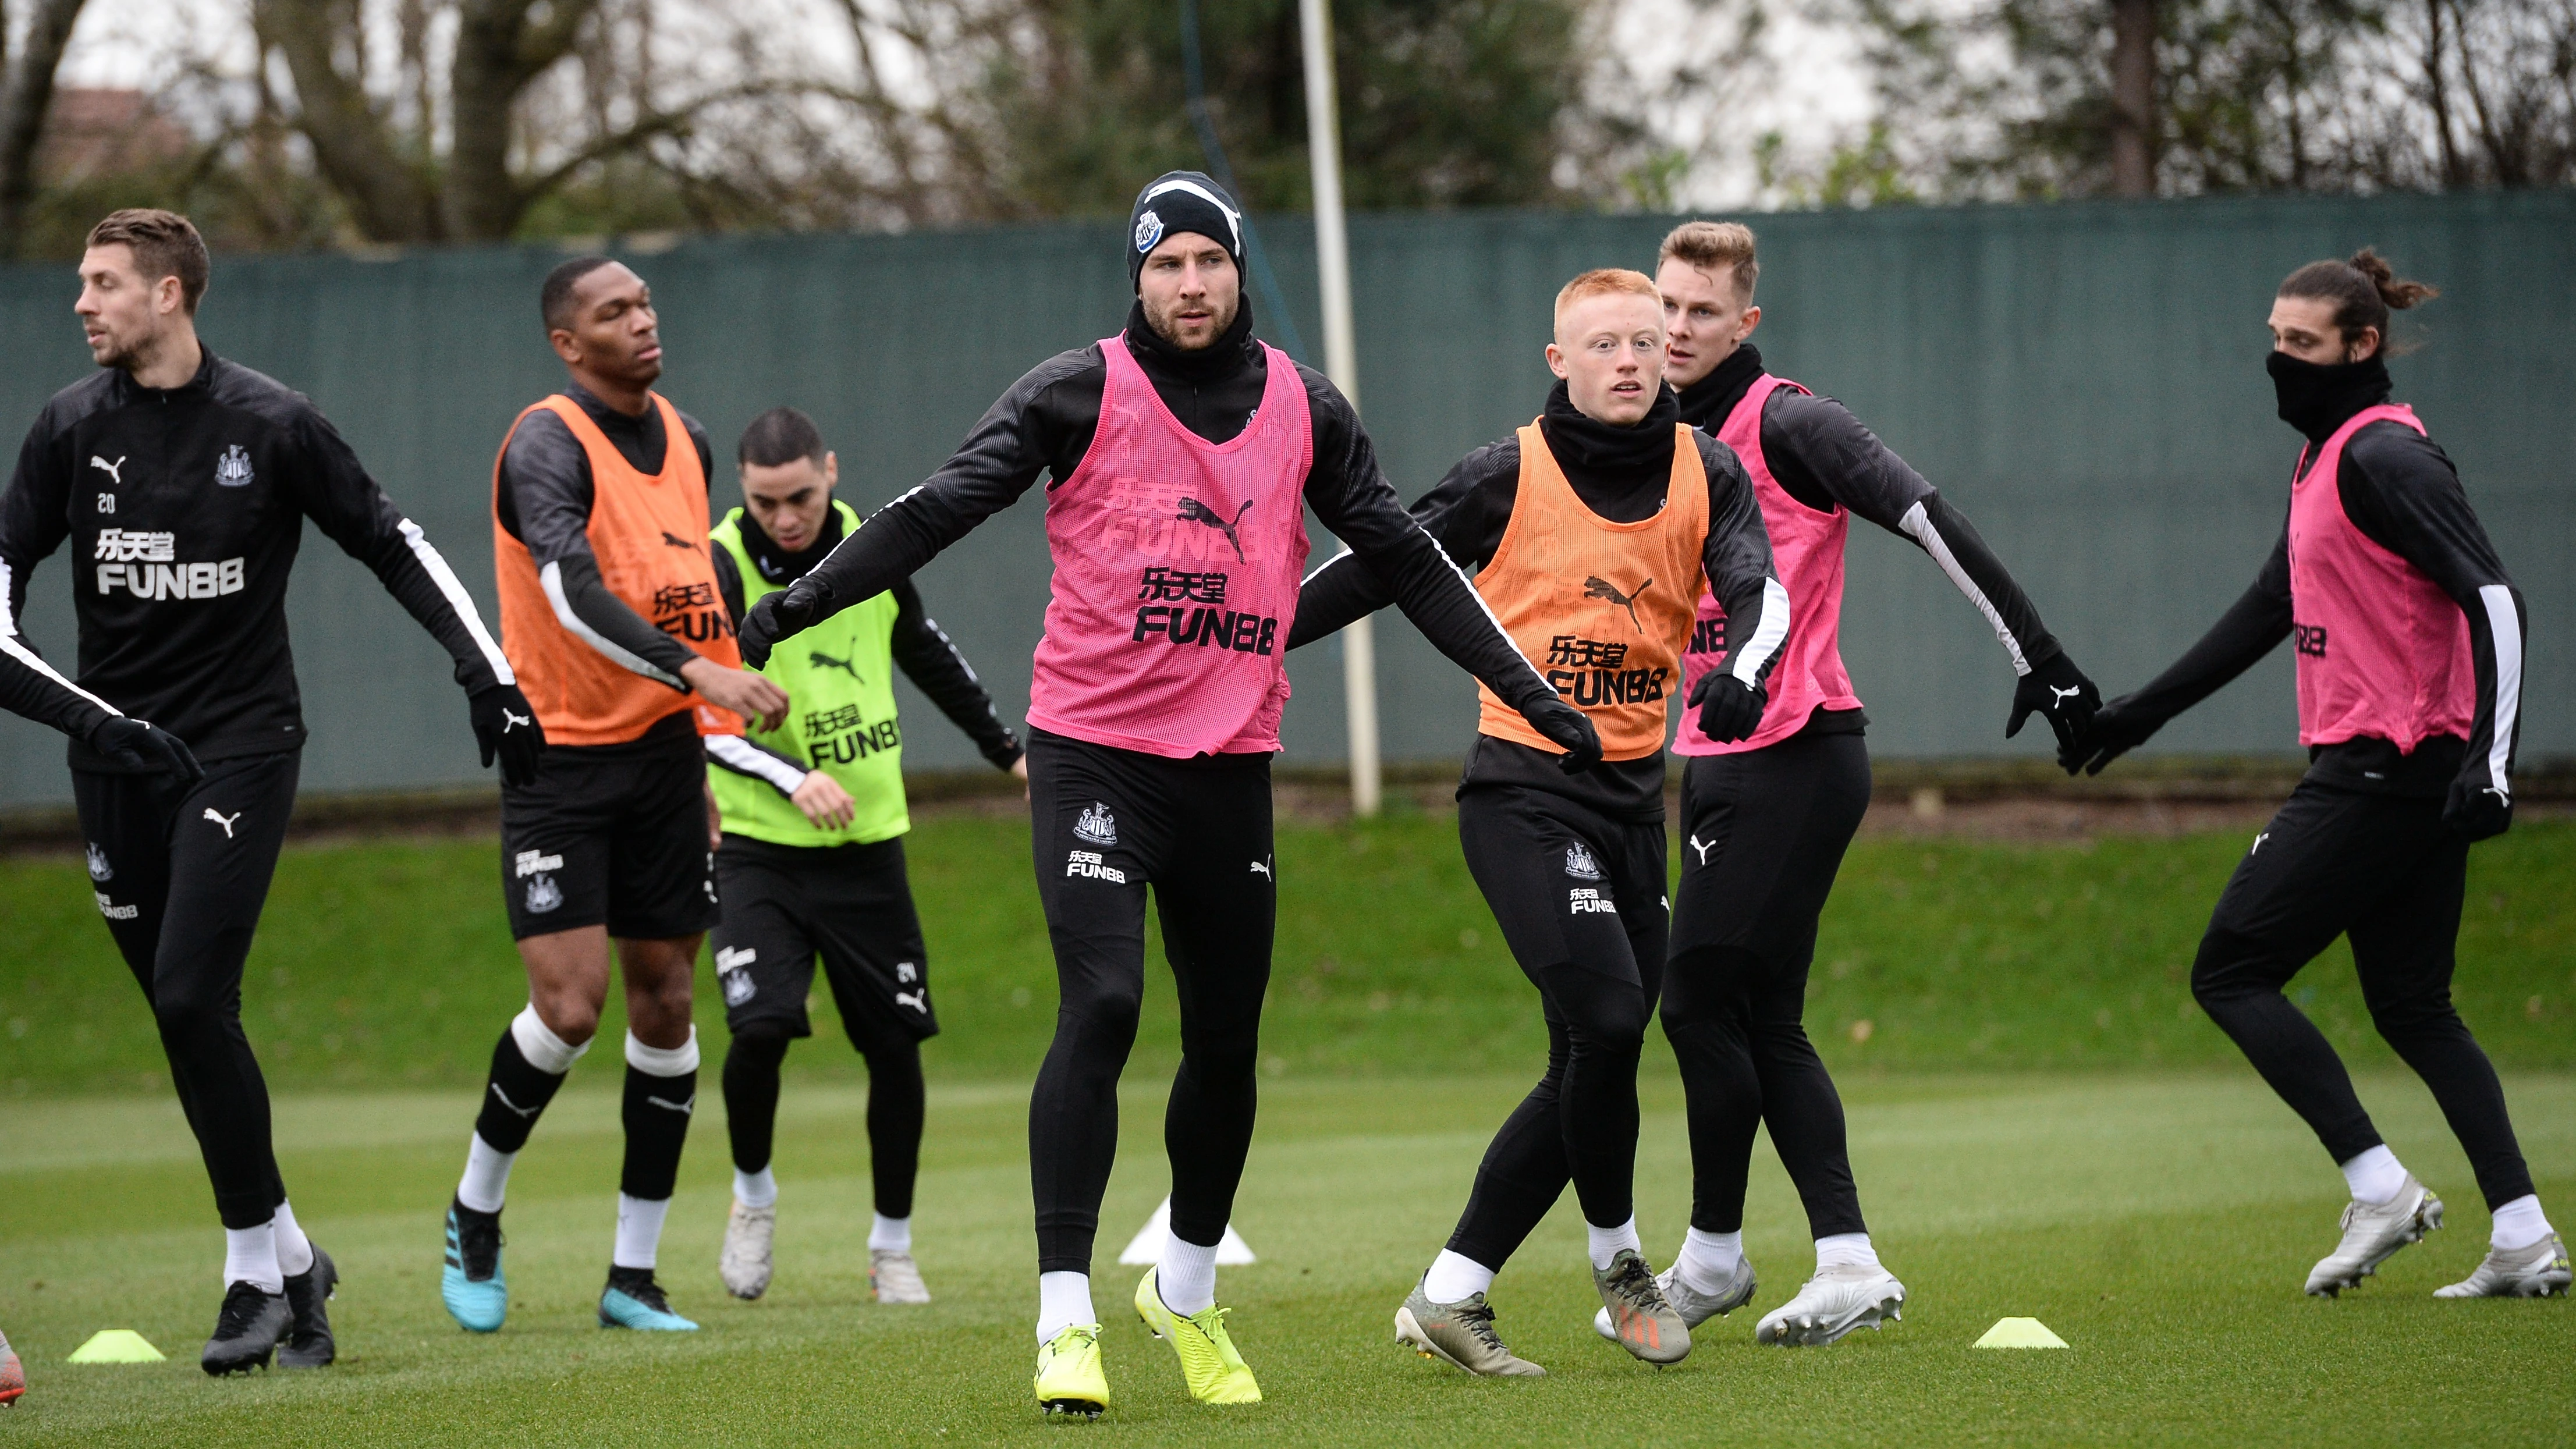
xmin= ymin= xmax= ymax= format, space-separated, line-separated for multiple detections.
xmin=2 ymin=1071 xmax=2571 ymax=1445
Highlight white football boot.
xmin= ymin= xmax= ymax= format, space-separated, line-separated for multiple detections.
xmin=720 ymin=1199 xmax=776 ymax=1300
xmin=1595 ymin=1255 xmax=1757 ymax=1340
xmin=2306 ymin=1175 xmax=2442 ymax=1297
xmin=1754 ymin=1262 xmax=1906 ymax=1347
xmin=2433 ymin=1234 xmax=2571 ymax=1299
xmin=870 ymin=1248 xmax=932 ymax=1304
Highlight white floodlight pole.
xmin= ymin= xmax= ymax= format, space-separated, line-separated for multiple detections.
xmin=1299 ymin=0 xmax=1381 ymax=818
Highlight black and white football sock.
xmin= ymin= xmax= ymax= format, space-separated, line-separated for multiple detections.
xmin=615 ymin=1028 xmax=699 ymax=1270
xmin=458 ymin=1006 xmax=589 ymax=1213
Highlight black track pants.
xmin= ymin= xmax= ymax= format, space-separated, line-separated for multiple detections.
xmin=1445 ymin=784 xmax=1667 ymax=1272
xmin=1660 ymin=733 xmax=1872 ymax=1239
xmin=1024 ymin=729 xmax=1275 ymax=1274
xmin=73 ymin=750 xmax=301 ymax=1229
xmin=723 ymin=1032 xmax=924 ymax=1219
xmin=2192 ymin=777 xmax=2534 ymax=1208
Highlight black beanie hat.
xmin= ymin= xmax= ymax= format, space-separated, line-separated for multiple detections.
xmin=1127 ymin=171 xmax=1245 ymax=290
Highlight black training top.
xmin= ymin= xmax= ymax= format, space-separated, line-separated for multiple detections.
xmin=709 ymin=503 xmax=1024 ymax=774
xmin=1674 ymin=345 xmax=2065 ymax=738
xmin=0 ymin=348 xmax=508 ymax=769
xmin=772 ymin=301 xmax=1558 ymax=719
xmin=1287 ymin=380 xmax=1786 ymax=822
xmin=2113 ymin=356 xmax=2525 ymax=797
xmin=494 ymin=380 xmax=719 ymax=691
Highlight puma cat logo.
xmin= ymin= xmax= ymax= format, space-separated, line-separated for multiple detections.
xmin=90 ymin=455 xmax=125 ymax=485
xmin=203 ymin=808 xmax=241 ymax=838
xmin=895 ymin=989 xmax=928 ymax=1014
xmin=502 ymin=709 xmax=533 ymax=732
xmin=1688 ymin=834 xmax=1715 ymax=865
xmin=660 ymin=531 xmax=699 ymax=550
xmin=2049 ymin=684 xmax=2081 ymax=710
xmin=488 ymin=1083 xmax=541 ymax=1118
xmin=646 ymin=1093 xmax=696 ymax=1115
xmin=1584 ymin=575 xmax=1651 ymax=631
xmin=808 ymin=649 xmax=861 ymax=681
xmin=1176 ymin=497 xmax=1252 ymax=562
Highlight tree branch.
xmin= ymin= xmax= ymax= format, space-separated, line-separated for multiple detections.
xmin=0 ymin=0 xmax=90 ymax=258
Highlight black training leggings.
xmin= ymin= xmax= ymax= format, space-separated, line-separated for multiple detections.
xmin=2192 ymin=775 xmax=2534 ymax=1209
xmin=724 ymin=1027 xmax=925 ymax=1219
xmin=1024 ymin=729 xmax=1276 ymax=1274
xmin=73 ymin=751 xmax=301 ymax=1229
xmin=1445 ymin=784 xmax=1667 ymax=1272
xmin=1660 ymin=732 xmax=1872 ymax=1240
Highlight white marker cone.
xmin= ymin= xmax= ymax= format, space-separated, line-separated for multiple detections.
xmin=1973 ymin=1316 xmax=2068 ymax=1348
xmin=1117 ymin=1196 xmax=1256 ymax=1265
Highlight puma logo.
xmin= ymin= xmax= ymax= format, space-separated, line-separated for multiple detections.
xmin=202 ymin=808 xmax=241 ymax=838
xmin=646 ymin=1093 xmax=695 ymax=1115
xmin=2482 ymin=786 xmax=2512 ymax=805
xmin=90 ymin=454 xmax=125 ymax=485
xmin=1584 ymin=575 xmax=1651 ymax=631
xmin=1249 ymin=858 xmax=1272 ymax=879
xmin=488 ymin=1083 xmax=541 ymax=1118
xmin=2250 ymin=832 xmax=2269 ymax=854
xmin=2049 ymin=684 xmax=2081 ymax=710
xmin=808 ymin=649 xmax=861 ymax=681
xmin=1176 ymin=497 xmax=1252 ymax=562
xmin=660 ymin=531 xmax=699 ymax=550
xmin=1688 ymin=834 xmax=1715 ymax=865
xmin=502 ymin=709 xmax=532 ymax=732
xmin=895 ymin=989 xmax=928 ymax=1014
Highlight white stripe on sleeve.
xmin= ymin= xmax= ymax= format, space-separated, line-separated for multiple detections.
xmin=399 ymin=518 xmax=513 ymax=686
xmin=1900 ymin=499 xmax=2030 ymax=676
xmin=0 ymin=557 xmax=122 ymax=719
xmin=1729 ymin=577 xmax=1793 ymax=686
xmin=2478 ymin=584 xmax=2521 ymax=798
xmin=538 ymin=560 xmax=685 ymax=687
xmin=705 ymin=732 xmax=808 ymax=798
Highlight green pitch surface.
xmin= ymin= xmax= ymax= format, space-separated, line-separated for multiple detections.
xmin=2 ymin=1072 xmax=2571 ymax=1444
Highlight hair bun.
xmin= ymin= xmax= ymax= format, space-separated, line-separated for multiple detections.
xmin=2348 ymin=247 xmax=2437 ymax=311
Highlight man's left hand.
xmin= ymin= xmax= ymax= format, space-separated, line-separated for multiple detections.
xmin=470 ymin=683 xmax=547 ymax=787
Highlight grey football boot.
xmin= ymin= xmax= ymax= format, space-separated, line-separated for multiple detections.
xmin=1755 ymin=1262 xmax=1907 ymax=1347
xmin=2307 ymin=1175 xmax=2443 ymax=1297
xmin=870 ymin=1248 xmax=931 ymax=1304
xmin=2434 ymin=1233 xmax=2571 ymax=1299
xmin=1395 ymin=1281 xmax=1546 ymax=1377
xmin=719 ymin=1199 xmax=776 ymax=1300
xmin=1594 ymin=1250 xmax=1691 ymax=1364
xmin=1595 ymin=1255 xmax=1756 ymax=1341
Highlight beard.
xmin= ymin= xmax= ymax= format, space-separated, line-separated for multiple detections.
xmin=1142 ymin=289 xmax=1239 ymax=350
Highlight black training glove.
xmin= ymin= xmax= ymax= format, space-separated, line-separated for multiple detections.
xmin=87 ymin=715 xmax=202 ymax=781
xmin=469 ymin=683 xmax=547 ymax=787
xmin=2442 ymin=773 xmax=2513 ymax=841
xmin=1689 ymin=669 xmax=1766 ymax=744
xmin=1525 ymin=696 xmax=1603 ymax=775
xmin=2009 ymin=651 xmax=2102 ymax=750
xmin=2057 ymin=692 xmax=2162 ymax=776
xmin=739 ymin=578 xmax=826 ymax=670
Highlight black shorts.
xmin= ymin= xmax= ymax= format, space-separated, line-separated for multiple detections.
xmin=498 ymin=712 xmax=717 ymax=942
xmin=713 ymin=834 xmax=938 ymax=1043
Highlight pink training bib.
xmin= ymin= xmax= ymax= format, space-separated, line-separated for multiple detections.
xmin=2286 ymin=403 xmax=2472 ymax=753
xmin=1024 ymin=334 xmax=1314 ymax=758
xmin=1674 ymin=372 xmax=1860 ymax=754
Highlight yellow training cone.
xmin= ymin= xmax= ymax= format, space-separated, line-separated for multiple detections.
xmin=68 ymin=1330 xmax=165 ymax=1364
xmin=1974 ymin=1317 xmax=2068 ymax=1349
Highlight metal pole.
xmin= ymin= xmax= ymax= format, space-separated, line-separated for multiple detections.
xmin=1298 ymin=0 xmax=1381 ymax=818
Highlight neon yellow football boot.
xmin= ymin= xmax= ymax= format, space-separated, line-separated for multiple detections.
xmin=1034 ymin=1323 xmax=1109 ymax=1420
xmin=1133 ymin=1267 xmax=1261 ymax=1405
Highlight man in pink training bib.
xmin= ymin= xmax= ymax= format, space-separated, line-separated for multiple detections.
xmin=740 ymin=172 xmax=1599 ymax=1416
xmin=2067 ymin=249 xmax=2561 ymax=1302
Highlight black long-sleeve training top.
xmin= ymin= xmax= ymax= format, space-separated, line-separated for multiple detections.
xmin=765 ymin=301 xmax=1558 ymax=716
xmin=494 ymin=380 xmax=718 ymax=690
xmin=1287 ymin=380 xmax=1784 ymax=820
xmin=704 ymin=502 xmax=1023 ymax=794
xmin=0 ymin=348 xmax=509 ymax=769
xmin=2112 ymin=357 xmax=2525 ymax=797
xmin=1674 ymin=345 xmax=2064 ymax=737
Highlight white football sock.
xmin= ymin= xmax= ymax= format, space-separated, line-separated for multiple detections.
xmin=1421 ymin=1249 xmax=1496 ymax=1305
xmin=868 ymin=1213 xmax=912 ymax=1253
xmin=1157 ymin=1233 xmax=1219 ymax=1316
xmin=613 ymin=1194 xmax=671 ymax=1270
xmin=1815 ymin=1232 xmax=1880 ymax=1270
xmin=1587 ymin=1214 xmax=1643 ymax=1271
xmin=1673 ymin=1227 xmax=1744 ymax=1295
xmin=511 ymin=1003 xmax=589 ymax=1074
xmin=271 ymin=1199 xmax=315 ymax=1278
xmin=1036 ymin=1271 xmax=1095 ymax=1343
xmin=2490 ymin=1194 xmax=2553 ymax=1252
xmin=223 ymin=1223 xmax=283 ymax=1294
xmin=456 ymin=1134 xmax=516 ymax=1215
xmin=735 ymin=1166 xmax=778 ymax=1210
xmin=2340 ymin=1144 xmax=2408 ymax=1205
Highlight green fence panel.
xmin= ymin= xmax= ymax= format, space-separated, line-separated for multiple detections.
xmin=3 ymin=193 xmax=2567 ymax=809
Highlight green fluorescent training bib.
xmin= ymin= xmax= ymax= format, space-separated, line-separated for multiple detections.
xmin=707 ymin=502 xmax=909 ymax=846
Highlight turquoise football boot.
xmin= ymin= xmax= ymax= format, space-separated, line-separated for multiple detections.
xmin=442 ymin=1199 xmax=509 ymax=1333
xmin=599 ymin=1269 xmax=699 ymax=1331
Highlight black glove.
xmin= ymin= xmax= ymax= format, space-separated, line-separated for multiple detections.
xmin=1525 ymin=695 xmax=1603 ymax=775
xmin=2057 ymin=691 xmax=2162 ymax=776
xmin=2009 ymin=651 xmax=2102 ymax=750
xmin=2442 ymin=774 xmax=2513 ymax=841
xmin=469 ymin=683 xmax=547 ymax=787
xmin=87 ymin=716 xmax=201 ymax=780
xmin=739 ymin=578 xmax=828 ymax=670
xmin=1689 ymin=669 xmax=1766 ymax=744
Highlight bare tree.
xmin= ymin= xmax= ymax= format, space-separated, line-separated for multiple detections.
xmin=0 ymin=0 xmax=90 ymax=256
